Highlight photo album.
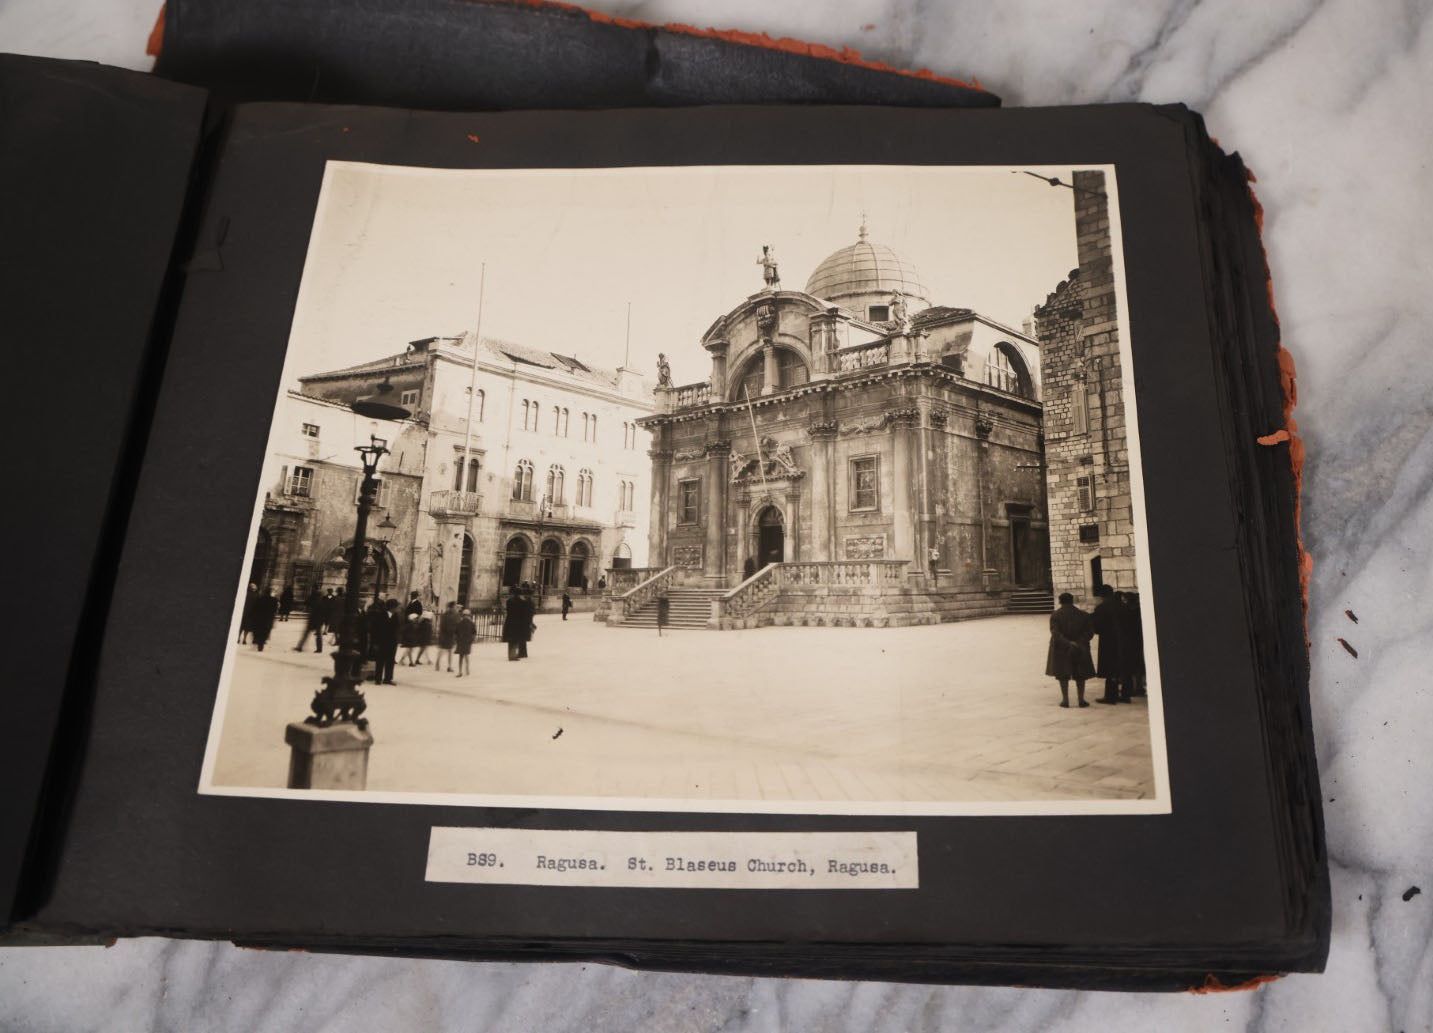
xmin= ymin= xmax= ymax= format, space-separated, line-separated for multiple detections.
xmin=3 ymin=17 xmax=1325 ymax=991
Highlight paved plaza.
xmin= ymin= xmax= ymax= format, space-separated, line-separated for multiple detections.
xmin=209 ymin=614 xmax=1158 ymax=806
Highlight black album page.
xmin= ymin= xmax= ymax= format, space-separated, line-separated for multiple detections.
xmin=19 ymin=100 xmax=1321 ymax=988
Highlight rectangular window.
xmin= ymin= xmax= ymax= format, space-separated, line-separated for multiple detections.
xmin=1071 ymin=384 xmax=1089 ymax=436
xmin=678 ymin=479 xmax=700 ymax=524
xmin=1079 ymin=523 xmax=1100 ymax=543
xmin=867 ymin=304 xmax=890 ymax=322
xmin=1076 ymin=475 xmax=1096 ymax=514
xmin=301 ymin=422 xmax=319 ymax=438
xmin=286 ymin=466 xmax=314 ymax=497
xmin=399 ymin=389 xmax=420 ymax=408
xmin=849 ymin=456 xmax=879 ymax=511
xmin=354 ymin=478 xmax=388 ymax=507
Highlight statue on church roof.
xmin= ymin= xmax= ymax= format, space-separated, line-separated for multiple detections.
xmin=890 ymin=289 xmax=911 ymax=331
xmin=656 ymin=352 xmax=672 ymax=388
xmin=756 ymin=245 xmax=780 ymax=290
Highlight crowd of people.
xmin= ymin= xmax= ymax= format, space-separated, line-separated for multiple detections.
xmin=237 ymin=580 xmax=552 ymax=679
xmin=1045 ymin=584 xmax=1146 ymax=709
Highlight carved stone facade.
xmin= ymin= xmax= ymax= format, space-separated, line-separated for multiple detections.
xmin=640 ymin=226 xmax=1050 ymax=603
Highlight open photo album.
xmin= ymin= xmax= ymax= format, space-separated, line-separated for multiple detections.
xmin=3 ymin=52 xmax=1325 ymax=989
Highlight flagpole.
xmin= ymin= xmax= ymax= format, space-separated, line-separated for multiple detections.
xmin=460 ymin=263 xmax=486 ymax=491
xmin=742 ymin=382 xmax=768 ymax=492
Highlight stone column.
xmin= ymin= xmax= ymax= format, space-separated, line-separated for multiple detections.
xmin=785 ymin=492 xmax=801 ymax=561
xmin=705 ymin=338 xmax=730 ymax=399
xmin=761 ymin=342 xmax=778 ymax=395
xmin=888 ymin=407 xmax=921 ymax=576
xmin=734 ymin=498 xmax=751 ymax=579
xmin=705 ymin=441 xmax=731 ymax=586
xmin=808 ymin=421 xmax=838 ymax=561
xmin=648 ymin=447 xmax=673 ymax=567
xmin=975 ymin=415 xmax=997 ymax=588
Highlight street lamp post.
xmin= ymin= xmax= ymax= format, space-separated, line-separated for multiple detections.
xmin=285 ymin=379 xmax=411 ymax=790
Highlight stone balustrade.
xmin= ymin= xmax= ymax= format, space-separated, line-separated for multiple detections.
xmin=671 ymin=380 xmax=713 ymax=409
xmin=832 ymin=341 xmax=890 ymax=372
xmin=777 ymin=560 xmax=908 ymax=587
xmin=718 ymin=563 xmax=779 ymax=619
xmin=618 ymin=565 xmax=677 ymax=618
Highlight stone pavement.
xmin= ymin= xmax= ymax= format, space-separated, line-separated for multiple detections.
xmin=210 ymin=614 xmax=1158 ymax=807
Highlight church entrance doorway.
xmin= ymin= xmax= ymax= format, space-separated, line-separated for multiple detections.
xmin=756 ymin=506 xmax=785 ymax=568
xmin=1007 ymin=504 xmax=1049 ymax=587
xmin=501 ymin=536 xmax=528 ymax=588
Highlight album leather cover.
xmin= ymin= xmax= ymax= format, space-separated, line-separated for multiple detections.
xmin=0 ymin=50 xmax=1325 ymax=990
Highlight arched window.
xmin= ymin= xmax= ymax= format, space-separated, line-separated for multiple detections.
xmin=512 ymin=459 xmax=534 ymax=501
xmin=561 ymin=408 xmax=569 ymax=436
xmin=453 ymin=454 xmax=480 ymax=492
xmin=464 ymin=386 xmax=485 ymax=422
xmin=582 ymin=412 xmax=590 ymax=441
xmin=731 ymin=347 xmax=809 ymax=400
xmin=984 ymin=343 xmax=1032 ymax=398
xmin=546 ymin=464 xmax=565 ymax=504
xmin=576 ymin=468 xmax=594 ymax=507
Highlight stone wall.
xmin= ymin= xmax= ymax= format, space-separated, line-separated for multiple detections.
xmin=1037 ymin=169 xmax=1137 ymax=602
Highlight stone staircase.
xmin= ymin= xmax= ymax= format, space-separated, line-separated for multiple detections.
xmin=1006 ymin=587 xmax=1055 ymax=614
xmin=612 ymin=588 xmax=725 ymax=629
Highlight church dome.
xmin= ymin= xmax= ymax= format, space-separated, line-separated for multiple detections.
xmin=804 ymin=221 xmax=931 ymax=320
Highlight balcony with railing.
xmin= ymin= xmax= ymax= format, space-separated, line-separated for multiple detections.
xmin=614 ymin=508 xmax=636 ymax=528
xmin=428 ymin=489 xmax=482 ymax=519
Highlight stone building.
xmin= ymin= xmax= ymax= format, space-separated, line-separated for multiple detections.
xmin=625 ymin=223 xmax=1051 ymax=628
xmin=1036 ymin=170 xmax=1136 ymax=602
xmin=252 ymin=332 xmax=654 ymax=609
xmin=249 ymin=391 xmax=424 ymax=604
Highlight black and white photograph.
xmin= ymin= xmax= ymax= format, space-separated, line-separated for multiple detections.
xmin=198 ymin=161 xmax=1168 ymax=815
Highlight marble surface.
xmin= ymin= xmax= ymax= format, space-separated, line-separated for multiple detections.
xmin=2 ymin=0 xmax=1430 ymax=1029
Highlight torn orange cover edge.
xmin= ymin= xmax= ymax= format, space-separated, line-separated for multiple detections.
xmin=1247 ymin=171 xmax=1311 ymax=639
xmin=145 ymin=0 xmax=989 ymax=94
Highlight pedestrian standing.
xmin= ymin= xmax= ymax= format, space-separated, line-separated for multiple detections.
xmin=296 ymin=586 xmax=325 ymax=652
xmin=370 ymin=598 xmax=400 ymax=684
xmin=278 ymin=583 xmax=294 ymax=621
xmin=1117 ymin=591 xmax=1146 ymax=698
xmin=597 ymin=575 xmax=607 ymax=592
xmin=454 ymin=607 xmax=477 ymax=677
xmin=435 ymin=601 xmax=458 ymax=672
xmin=327 ymin=587 xmax=346 ymax=645
xmin=1046 ymin=592 xmax=1095 ymax=708
xmin=250 ymin=588 xmax=278 ymax=651
xmin=502 ymin=587 xmax=525 ymax=662
xmin=561 ymin=591 xmax=572 ymax=621
xmin=656 ymin=594 xmax=670 ymax=637
xmin=1092 ymin=584 xmax=1127 ymax=704
xmin=518 ymin=584 xmax=534 ymax=659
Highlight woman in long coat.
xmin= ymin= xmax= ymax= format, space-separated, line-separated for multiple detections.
xmin=250 ymin=588 xmax=279 ymax=651
xmin=1046 ymin=592 xmax=1095 ymax=708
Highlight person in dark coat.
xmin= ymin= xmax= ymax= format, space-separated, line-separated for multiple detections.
xmin=597 ymin=575 xmax=607 ymax=592
xmin=238 ymin=583 xmax=258 ymax=643
xmin=1091 ymin=584 xmax=1128 ymax=704
xmin=296 ymin=586 xmax=326 ymax=652
xmin=656 ymin=594 xmax=670 ymax=637
xmin=415 ymin=608 xmax=434 ymax=665
xmin=399 ymin=612 xmax=421 ymax=666
xmin=502 ymin=587 xmax=528 ymax=662
xmin=250 ymin=588 xmax=279 ymax=651
xmin=743 ymin=556 xmax=757 ymax=581
xmin=278 ymin=584 xmax=294 ymax=621
xmin=1118 ymin=591 xmax=1147 ymax=697
xmin=405 ymin=590 xmax=423 ymax=620
xmin=561 ymin=591 xmax=573 ymax=620
xmin=326 ymin=588 xmax=346 ymax=645
xmin=1046 ymin=592 xmax=1096 ymax=708
xmin=435 ymin=601 xmax=459 ymax=672
xmin=369 ymin=598 xmax=400 ymax=684
xmin=454 ymin=608 xmax=477 ymax=677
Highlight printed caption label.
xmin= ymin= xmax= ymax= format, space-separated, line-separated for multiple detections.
xmin=426 ymin=827 xmax=918 ymax=889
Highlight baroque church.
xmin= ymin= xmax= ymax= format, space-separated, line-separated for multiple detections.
xmin=625 ymin=221 xmax=1054 ymax=628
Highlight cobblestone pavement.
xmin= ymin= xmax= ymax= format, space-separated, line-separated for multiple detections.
xmin=211 ymin=614 xmax=1158 ymax=807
